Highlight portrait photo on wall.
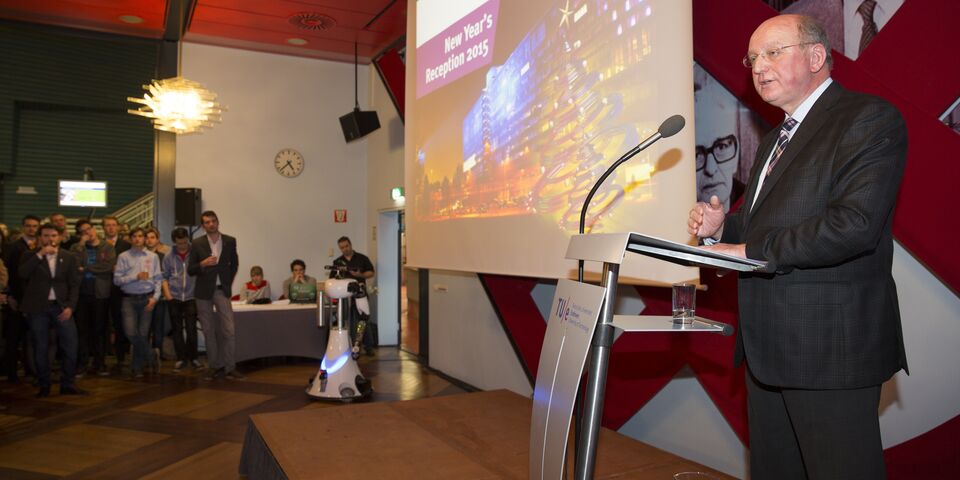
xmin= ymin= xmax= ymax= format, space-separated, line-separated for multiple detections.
xmin=942 ymin=98 xmax=960 ymax=134
xmin=693 ymin=63 xmax=768 ymax=213
xmin=765 ymin=0 xmax=905 ymax=61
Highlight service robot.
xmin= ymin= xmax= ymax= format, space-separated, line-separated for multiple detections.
xmin=305 ymin=266 xmax=373 ymax=401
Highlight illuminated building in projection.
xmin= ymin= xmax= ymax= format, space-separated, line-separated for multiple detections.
xmin=419 ymin=0 xmax=661 ymax=229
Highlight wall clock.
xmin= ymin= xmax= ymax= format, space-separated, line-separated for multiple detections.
xmin=274 ymin=148 xmax=304 ymax=178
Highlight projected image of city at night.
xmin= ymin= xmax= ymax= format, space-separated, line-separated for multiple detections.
xmin=412 ymin=0 xmax=663 ymax=231
xmin=406 ymin=0 xmax=694 ymax=282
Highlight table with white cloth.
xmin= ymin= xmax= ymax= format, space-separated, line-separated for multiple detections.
xmin=232 ymin=300 xmax=328 ymax=363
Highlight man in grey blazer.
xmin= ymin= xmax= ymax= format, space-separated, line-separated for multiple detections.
xmin=188 ymin=210 xmax=242 ymax=380
xmin=688 ymin=14 xmax=907 ymax=480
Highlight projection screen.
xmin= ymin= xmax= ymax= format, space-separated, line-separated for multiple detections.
xmin=405 ymin=0 xmax=698 ymax=285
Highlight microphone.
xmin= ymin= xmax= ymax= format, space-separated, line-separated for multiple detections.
xmin=577 ymin=114 xmax=686 ymax=274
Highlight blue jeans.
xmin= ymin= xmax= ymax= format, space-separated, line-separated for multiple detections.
xmin=121 ymin=294 xmax=154 ymax=373
xmin=29 ymin=303 xmax=78 ymax=389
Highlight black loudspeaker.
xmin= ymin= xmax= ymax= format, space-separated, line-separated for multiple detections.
xmin=339 ymin=108 xmax=381 ymax=142
xmin=175 ymin=188 xmax=202 ymax=226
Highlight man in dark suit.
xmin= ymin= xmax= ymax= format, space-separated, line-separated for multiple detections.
xmin=187 ymin=210 xmax=242 ymax=380
xmin=102 ymin=215 xmax=132 ymax=371
xmin=688 ymin=14 xmax=907 ymax=480
xmin=19 ymin=223 xmax=85 ymax=397
xmin=2 ymin=214 xmax=41 ymax=383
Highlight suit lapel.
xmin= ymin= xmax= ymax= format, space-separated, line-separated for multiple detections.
xmin=749 ymin=82 xmax=844 ymax=216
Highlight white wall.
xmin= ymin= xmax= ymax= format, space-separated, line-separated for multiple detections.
xmin=176 ymin=43 xmax=370 ymax=294
xmin=427 ymin=269 xmax=533 ymax=396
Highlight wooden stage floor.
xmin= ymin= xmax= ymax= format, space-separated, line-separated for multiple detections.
xmin=242 ymin=389 xmax=733 ymax=479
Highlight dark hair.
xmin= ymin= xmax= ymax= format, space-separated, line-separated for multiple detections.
xmin=101 ymin=215 xmax=119 ymax=226
xmin=201 ymin=210 xmax=218 ymax=222
xmin=38 ymin=223 xmax=59 ymax=235
xmin=50 ymin=212 xmax=65 ymax=220
xmin=290 ymin=259 xmax=306 ymax=271
xmin=171 ymin=227 xmax=189 ymax=241
xmin=129 ymin=227 xmax=146 ymax=237
xmin=75 ymin=219 xmax=91 ymax=232
xmin=337 ymin=236 xmax=351 ymax=245
xmin=22 ymin=215 xmax=41 ymax=225
xmin=145 ymin=227 xmax=160 ymax=239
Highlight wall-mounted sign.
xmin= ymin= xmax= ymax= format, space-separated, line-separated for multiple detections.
xmin=334 ymin=209 xmax=348 ymax=223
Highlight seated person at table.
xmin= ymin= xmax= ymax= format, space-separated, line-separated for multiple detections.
xmin=238 ymin=265 xmax=271 ymax=304
xmin=281 ymin=259 xmax=317 ymax=303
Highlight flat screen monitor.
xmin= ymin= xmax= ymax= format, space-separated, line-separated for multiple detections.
xmin=58 ymin=180 xmax=107 ymax=208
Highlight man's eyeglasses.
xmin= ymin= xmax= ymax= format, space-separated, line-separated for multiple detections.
xmin=696 ymin=135 xmax=738 ymax=171
xmin=742 ymin=42 xmax=814 ymax=68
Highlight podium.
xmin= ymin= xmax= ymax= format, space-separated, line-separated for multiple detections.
xmin=529 ymin=232 xmax=766 ymax=480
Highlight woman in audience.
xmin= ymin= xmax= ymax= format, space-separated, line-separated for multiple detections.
xmin=239 ymin=265 xmax=271 ymax=303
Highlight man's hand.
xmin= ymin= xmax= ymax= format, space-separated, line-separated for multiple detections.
xmin=57 ymin=307 xmax=72 ymax=322
xmin=698 ymin=243 xmax=747 ymax=259
xmin=7 ymin=297 xmax=18 ymax=311
xmin=688 ymin=195 xmax=725 ymax=238
xmin=39 ymin=245 xmax=58 ymax=257
xmin=137 ymin=271 xmax=150 ymax=281
xmin=163 ymin=291 xmax=173 ymax=301
xmin=200 ymin=255 xmax=218 ymax=267
xmin=145 ymin=298 xmax=157 ymax=312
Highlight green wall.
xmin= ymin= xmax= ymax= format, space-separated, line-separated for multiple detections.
xmin=0 ymin=20 xmax=158 ymax=227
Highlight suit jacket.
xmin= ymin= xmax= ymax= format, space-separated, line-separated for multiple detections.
xmin=70 ymin=240 xmax=117 ymax=299
xmin=722 ymin=81 xmax=908 ymax=389
xmin=187 ymin=234 xmax=238 ymax=300
xmin=18 ymin=247 xmax=81 ymax=315
xmin=3 ymin=237 xmax=34 ymax=302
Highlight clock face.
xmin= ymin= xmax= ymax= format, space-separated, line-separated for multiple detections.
xmin=274 ymin=148 xmax=304 ymax=178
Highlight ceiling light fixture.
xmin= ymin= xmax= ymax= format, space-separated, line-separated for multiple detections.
xmin=286 ymin=38 xmax=308 ymax=46
xmin=127 ymin=77 xmax=223 ymax=134
xmin=119 ymin=15 xmax=144 ymax=24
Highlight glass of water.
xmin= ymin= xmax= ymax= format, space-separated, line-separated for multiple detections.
xmin=672 ymin=283 xmax=696 ymax=324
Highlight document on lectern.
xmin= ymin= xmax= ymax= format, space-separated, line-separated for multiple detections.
xmin=626 ymin=232 xmax=767 ymax=272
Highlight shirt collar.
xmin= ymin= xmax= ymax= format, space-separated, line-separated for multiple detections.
xmin=788 ymin=77 xmax=832 ymax=125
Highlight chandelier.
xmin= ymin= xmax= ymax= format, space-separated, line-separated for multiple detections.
xmin=127 ymin=77 xmax=224 ymax=134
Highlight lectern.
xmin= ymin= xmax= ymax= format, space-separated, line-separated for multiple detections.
xmin=529 ymin=232 xmax=766 ymax=480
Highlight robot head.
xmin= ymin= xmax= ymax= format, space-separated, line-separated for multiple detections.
xmin=323 ymin=278 xmax=358 ymax=299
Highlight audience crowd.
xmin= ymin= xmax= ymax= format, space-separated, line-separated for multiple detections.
xmin=0 ymin=210 xmax=352 ymax=397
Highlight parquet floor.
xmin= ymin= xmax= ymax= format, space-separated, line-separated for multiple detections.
xmin=0 ymin=349 xmax=467 ymax=479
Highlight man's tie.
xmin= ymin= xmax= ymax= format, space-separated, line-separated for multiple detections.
xmin=857 ymin=0 xmax=878 ymax=55
xmin=766 ymin=117 xmax=798 ymax=176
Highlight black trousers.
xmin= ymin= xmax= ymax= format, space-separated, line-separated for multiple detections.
xmin=75 ymin=295 xmax=109 ymax=369
xmin=109 ymin=287 xmax=129 ymax=362
xmin=167 ymin=299 xmax=198 ymax=362
xmin=746 ymin=367 xmax=886 ymax=480
xmin=2 ymin=307 xmax=32 ymax=379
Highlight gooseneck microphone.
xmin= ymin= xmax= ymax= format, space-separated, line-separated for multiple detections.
xmin=572 ymin=114 xmax=685 ymax=468
xmin=576 ymin=114 xmax=686 ymax=281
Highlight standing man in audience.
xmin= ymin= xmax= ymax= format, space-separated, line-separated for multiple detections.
xmin=330 ymin=236 xmax=375 ymax=355
xmin=102 ymin=216 xmax=131 ymax=371
xmin=52 ymin=213 xmax=79 ymax=250
xmin=188 ymin=211 xmax=242 ymax=380
xmin=688 ymin=14 xmax=907 ymax=479
xmin=19 ymin=223 xmax=84 ymax=397
xmin=70 ymin=220 xmax=116 ymax=376
xmin=162 ymin=227 xmax=200 ymax=373
xmin=2 ymin=215 xmax=41 ymax=383
xmin=113 ymin=228 xmax=162 ymax=379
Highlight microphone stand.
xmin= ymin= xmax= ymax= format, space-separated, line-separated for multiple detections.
xmin=571 ymin=115 xmax=683 ymax=477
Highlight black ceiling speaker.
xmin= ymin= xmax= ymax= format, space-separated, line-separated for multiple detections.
xmin=340 ymin=108 xmax=381 ymax=142
xmin=340 ymin=42 xmax=380 ymax=142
